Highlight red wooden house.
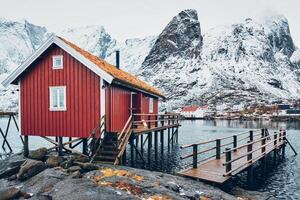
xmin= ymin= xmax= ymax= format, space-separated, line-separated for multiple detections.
xmin=2 ymin=35 xmax=165 ymax=158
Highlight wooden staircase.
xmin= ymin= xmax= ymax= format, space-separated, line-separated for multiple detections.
xmin=90 ymin=115 xmax=133 ymax=165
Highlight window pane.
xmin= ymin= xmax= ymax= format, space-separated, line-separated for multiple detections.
xmin=58 ymin=88 xmax=65 ymax=107
xmin=52 ymin=89 xmax=58 ymax=108
xmin=55 ymin=58 xmax=61 ymax=66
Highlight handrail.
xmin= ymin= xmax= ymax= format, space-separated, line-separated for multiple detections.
xmin=118 ymin=115 xmax=132 ymax=141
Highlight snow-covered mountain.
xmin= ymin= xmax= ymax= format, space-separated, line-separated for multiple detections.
xmin=0 ymin=18 xmax=49 ymax=110
xmin=0 ymin=9 xmax=300 ymax=111
xmin=60 ymin=25 xmax=116 ymax=59
xmin=139 ymin=10 xmax=300 ymax=110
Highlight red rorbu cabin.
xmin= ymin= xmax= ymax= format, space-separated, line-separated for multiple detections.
xmin=2 ymin=35 xmax=170 ymax=161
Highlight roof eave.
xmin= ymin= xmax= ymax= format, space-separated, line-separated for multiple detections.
xmin=113 ymin=79 xmax=165 ymax=99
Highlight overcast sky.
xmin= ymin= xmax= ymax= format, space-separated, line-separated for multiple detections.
xmin=1 ymin=0 xmax=300 ymax=45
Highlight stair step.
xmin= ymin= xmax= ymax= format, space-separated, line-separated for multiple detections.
xmin=99 ymin=150 xmax=118 ymax=156
xmin=96 ymin=155 xmax=116 ymax=162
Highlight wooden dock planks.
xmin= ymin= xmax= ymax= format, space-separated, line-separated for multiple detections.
xmin=178 ymin=140 xmax=285 ymax=184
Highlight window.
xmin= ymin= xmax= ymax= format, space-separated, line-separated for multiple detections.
xmin=52 ymin=55 xmax=63 ymax=69
xmin=149 ymin=97 xmax=154 ymax=113
xmin=50 ymin=86 xmax=66 ymax=111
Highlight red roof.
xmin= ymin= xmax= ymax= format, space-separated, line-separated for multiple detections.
xmin=181 ymin=106 xmax=199 ymax=112
xmin=59 ymin=37 xmax=164 ymax=97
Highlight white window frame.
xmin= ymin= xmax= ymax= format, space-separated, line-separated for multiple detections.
xmin=49 ymin=86 xmax=66 ymax=111
xmin=149 ymin=97 xmax=154 ymax=113
xmin=52 ymin=55 xmax=63 ymax=69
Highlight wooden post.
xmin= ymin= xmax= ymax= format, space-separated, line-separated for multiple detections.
xmin=160 ymin=130 xmax=164 ymax=155
xmin=274 ymin=133 xmax=277 ymax=165
xmin=261 ymin=128 xmax=265 ymax=138
xmin=193 ymin=144 xmax=198 ymax=168
xmin=148 ymin=133 xmax=152 ymax=165
xmin=130 ymin=137 xmax=134 ymax=167
xmin=282 ymin=130 xmax=286 ymax=158
xmin=148 ymin=115 xmax=151 ymax=128
xmin=155 ymin=115 xmax=158 ymax=128
xmin=154 ymin=131 xmax=158 ymax=160
xmin=216 ymin=139 xmax=221 ymax=159
xmin=249 ymin=130 xmax=254 ymax=141
xmin=82 ymin=138 xmax=88 ymax=155
xmin=171 ymin=127 xmax=174 ymax=146
xmin=176 ymin=127 xmax=179 ymax=143
xmin=233 ymin=135 xmax=237 ymax=151
xmin=69 ymin=137 xmax=72 ymax=148
xmin=24 ymin=136 xmax=29 ymax=157
xmin=247 ymin=141 xmax=254 ymax=187
xmin=122 ymin=146 xmax=127 ymax=165
xmin=135 ymin=136 xmax=138 ymax=159
xmin=225 ymin=148 xmax=232 ymax=174
xmin=168 ymin=128 xmax=170 ymax=150
xmin=140 ymin=134 xmax=144 ymax=157
xmin=58 ymin=137 xmax=63 ymax=156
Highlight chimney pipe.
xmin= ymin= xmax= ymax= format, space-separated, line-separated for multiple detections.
xmin=116 ymin=50 xmax=120 ymax=69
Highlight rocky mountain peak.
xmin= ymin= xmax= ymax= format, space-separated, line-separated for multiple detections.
xmin=142 ymin=9 xmax=202 ymax=68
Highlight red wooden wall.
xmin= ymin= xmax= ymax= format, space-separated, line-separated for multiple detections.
xmin=105 ymin=85 xmax=159 ymax=133
xmin=20 ymin=44 xmax=101 ymax=138
xmin=105 ymin=84 xmax=131 ymax=133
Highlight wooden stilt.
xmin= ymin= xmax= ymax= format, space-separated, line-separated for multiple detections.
xmin=160 ymin=130 xmax=164 ymax=155
xmin=130 ymin=137 xmax=134 ymax=167
xmin=122 ymin=146 xmax=127 ymax=165
xmin=135 ymin=136 xmax=139 ymax=160
xmin=69 ymin=137 xmax=72 ymax=148
xmin=148 ymin=133 xmax=152 ymax=166
xmin=58 ymin=137 xmax=63 ymax=156
xmin=154 ymin=131 xmax=158 ymax=160
xmin=82 ymin=138 xmax=88 ymax=155
xmin=168 ymin=128 xmax=170 ymax=150
xmin=171 ymin=127 xmax=174 ymax=146
xmin=24 ymin=136 xmax=29 ymax=157
xmin=140 ymin=134 xmax=144 ymax=157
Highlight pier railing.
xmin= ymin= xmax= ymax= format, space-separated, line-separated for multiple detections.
xmin=222 ymin=130 xmax=286 ymax=176
xmin=131 ymin=113 xmax=180 ymax=129
xmin=180 ymin=129 xmax=271 ymax=169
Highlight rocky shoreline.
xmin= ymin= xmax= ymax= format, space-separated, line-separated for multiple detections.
xmin=0 ymin=149 xmax=274 ymax=200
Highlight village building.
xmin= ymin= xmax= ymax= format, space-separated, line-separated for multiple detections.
xmin=180 ymin=105 xmax=211 ymax=119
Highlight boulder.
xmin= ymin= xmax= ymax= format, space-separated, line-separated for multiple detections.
xmin=46 ymin=156 xmax=64 ymax=168
xmin=0 ymin=159 xmax=26 ymax=179
xmin=0 ymin=187 xmax=21 ymax=200
xmin=29 ymin=148 xmax=48 ymax=160
xmin=17 ymin=159 xmax=46 ymax=181
xmin=67 ymin=166 xmax=82 ymax=173
xmin=71 ymin=171 xmax=82 ymax=179
xmin=73 ymin=162 xmax=98 ymax=171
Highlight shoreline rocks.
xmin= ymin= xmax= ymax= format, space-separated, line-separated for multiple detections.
xmin=0 ymin=153 xmax=273 ymax=200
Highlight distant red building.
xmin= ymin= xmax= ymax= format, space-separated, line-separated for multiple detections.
xmin=2 ymin=35 xmax=164 ymax=138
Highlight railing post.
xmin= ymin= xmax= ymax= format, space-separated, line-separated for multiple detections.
xmin=233 ymin=135 xmax=237 ymax=152
xmin=155 ymin=115 xmax=158 ymax=128
xmin=274 ymin=133 xmax=277 ymax=147
xmin=249 ymin=130 xmax=253 ymax=141
xmin=168 ymin=115 xmax=170 ymax=125
xmin=216 ymin=139 xmax=221 ymax=159
xmin=225 ymin=148 xmax=232 ymax=174
xmin=261 ymin=137 xmax=266 ymax=153
xmin=279 ymin=130 xmax=282 ymax=143
xmin=261 ymin=128 xmax=265 ymax=138
xmin=193 ymin=144 xmax=198 ymax=168
xmin=161 ymin=115 xmax=164 ymax=127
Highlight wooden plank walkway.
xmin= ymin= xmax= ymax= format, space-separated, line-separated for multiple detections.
xmin=178 ymin=129 xmax=287 ymax=184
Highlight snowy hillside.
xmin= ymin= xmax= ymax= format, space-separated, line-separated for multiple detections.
xmin=0 ymin=19 xmax=49 ymax=110
xmin=140 ymin=10 xmax=300 ymax=110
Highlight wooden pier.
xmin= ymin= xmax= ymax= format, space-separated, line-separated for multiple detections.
xmin=178 ymin=129 xmax=289 ymax=184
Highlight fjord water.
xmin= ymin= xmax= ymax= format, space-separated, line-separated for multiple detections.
xmin=0 ymin=118 xmax=299 ymax=198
